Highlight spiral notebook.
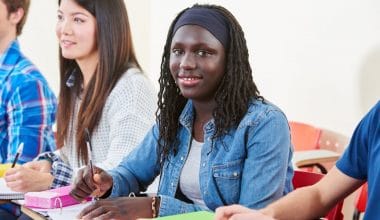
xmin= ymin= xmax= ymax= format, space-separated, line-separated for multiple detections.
xmin=0 ymin=178 xmax=24 ymax=200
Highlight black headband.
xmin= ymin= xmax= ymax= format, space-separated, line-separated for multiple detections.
xmin=173 ymin=7 xmax=230 ymax=49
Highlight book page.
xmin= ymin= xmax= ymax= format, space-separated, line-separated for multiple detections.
xmin=0 ymin=178 xmax=24 ymax=199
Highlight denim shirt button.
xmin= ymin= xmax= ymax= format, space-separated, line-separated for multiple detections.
xmin=180 ymin=156 xmax=184 ymax=161
xmin=171 ymin=182 xmax=174 ymax=187
xmin=202 ymin=162 xmax=206 ymax=167
xmin=233 ymin=172 xmax=238 ymax=177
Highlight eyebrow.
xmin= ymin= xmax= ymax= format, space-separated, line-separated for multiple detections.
xmin=57 ymin=10 xmax=90 ymax=17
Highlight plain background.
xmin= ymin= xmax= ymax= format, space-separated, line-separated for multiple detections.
xmin=17 ymin=0 xmax=380 ymax=218
xmin=20 ymin=0 xmax=380 ymax=143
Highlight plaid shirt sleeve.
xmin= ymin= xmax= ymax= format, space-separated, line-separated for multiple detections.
xmin=36 ymin=152 xmax=73 ymax=188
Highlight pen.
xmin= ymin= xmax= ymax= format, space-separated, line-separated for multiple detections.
xmin=84 ymin=128 xmax=94 ymax=178
xmin=12 ymin=142 xmax=24 ymax=168
xmin=85 ymin=128 xmax=99 ymax=201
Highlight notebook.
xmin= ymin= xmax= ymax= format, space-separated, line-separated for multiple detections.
xmin=0 ymin=178 xmax=24 ymax=200
xmin=138 ymin=211 xmax=215 ymax=220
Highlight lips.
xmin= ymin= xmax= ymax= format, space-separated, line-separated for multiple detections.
xmin=177 ymin=74 xmax=202 ymax=87
xmin=60 ymin=39 xmax=76 ymax=48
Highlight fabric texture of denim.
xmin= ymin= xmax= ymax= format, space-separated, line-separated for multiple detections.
xmin=109 ymin=99 xmax=294 ymax=216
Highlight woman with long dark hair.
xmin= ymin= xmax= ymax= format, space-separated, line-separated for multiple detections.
xmin=70 ymin=4 xmax=293 ymax=219
xmin=5 ymin=0 xmax=156 ymax=192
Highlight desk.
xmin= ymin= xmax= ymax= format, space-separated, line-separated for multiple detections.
xmin=21 ymin=205 xmax=47 ymax=220
xmin=0 ymin=200 xmax=9 ymax=205
xmin=293 ymin=149 xmax=340 ymax=170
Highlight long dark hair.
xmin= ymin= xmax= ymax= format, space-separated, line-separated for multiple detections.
xmin=157 ymin=4 xmax=262 ymax=163
xmin=56 ymin=0 xmax=140 ymax=164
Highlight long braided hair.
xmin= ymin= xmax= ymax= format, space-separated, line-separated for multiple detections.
xmin=156 ymin=4 xmax=262 ymax=165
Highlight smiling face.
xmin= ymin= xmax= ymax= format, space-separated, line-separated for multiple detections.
xmin=170 ymin=25 xmax=226 ymax=104
xmin=56 ymin=0 xmax=98 ymax=62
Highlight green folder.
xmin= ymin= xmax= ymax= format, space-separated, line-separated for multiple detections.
xmin=156 ymin=211 xmax=214 ymax=220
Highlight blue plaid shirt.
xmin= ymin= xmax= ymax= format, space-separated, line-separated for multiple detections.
xmin=0 ymin=40 xmax=57 ymax=216
xmin=0 ymin=40 xmax=57 ymax=164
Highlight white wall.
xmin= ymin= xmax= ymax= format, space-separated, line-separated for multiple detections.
xmin=20 ymin=0 xmax=380 ymax=138
xmin=149 ymin=0 xmax=380 ymax=136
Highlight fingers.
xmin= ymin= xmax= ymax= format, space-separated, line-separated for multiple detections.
xmin=215 ymin=205 xmax=254 ymax=220
xmin=230 ymin=212 xmax=275 ymax=220
xmin=71 ymin=166 xmax=99 ymax=201
xmin=79 ymin=201 xmax=107 ymax=220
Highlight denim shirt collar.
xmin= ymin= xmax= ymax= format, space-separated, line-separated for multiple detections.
xmin=179 ymin=100 xmax=216 ymax=136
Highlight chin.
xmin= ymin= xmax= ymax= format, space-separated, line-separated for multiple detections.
xmin=61 ymin=52 xmax=77 ymax=60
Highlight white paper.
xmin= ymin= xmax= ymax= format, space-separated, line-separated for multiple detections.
xmin=0 ymin=178 xmax=24 ymax=199
xmin=46 ymin=202 xmax=90 ymax=220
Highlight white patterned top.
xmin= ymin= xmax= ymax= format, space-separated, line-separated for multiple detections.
xmin=59 ymin=68 xmax=156 ymax=177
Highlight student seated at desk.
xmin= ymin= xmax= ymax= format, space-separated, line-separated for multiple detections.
xmin=5 ymin=0 xmax=156 ymax=192
xmin=215 ymin=101 xmax=380 ymax=220
xmin=0 ymin=0 xmax=56 ymax=218
xmin=70 ymin=4 xmax=294 ymax=219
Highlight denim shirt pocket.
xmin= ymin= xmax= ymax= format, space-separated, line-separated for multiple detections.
xmin=212 ymin=159 xmax=243 ymax=204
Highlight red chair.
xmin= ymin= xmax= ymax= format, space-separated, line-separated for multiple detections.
xmin=353 ymin=183 xmax=368 ymax=220
xmin=289 ymin=122 xmax=327 ymax=173
xmin=289 ymin=121 xmax=322 ymax=151
xmin=289 ymin=122 xmax=348 ymax=174
xmin=293 ymin=170 xmax=344 ymax=220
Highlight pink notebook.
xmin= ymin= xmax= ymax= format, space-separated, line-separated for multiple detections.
xmin=25 ymin=185 xmax=91 ymax=209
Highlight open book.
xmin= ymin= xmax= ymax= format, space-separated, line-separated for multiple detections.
xmin=0 ymin=178 xmax=24 ymax=200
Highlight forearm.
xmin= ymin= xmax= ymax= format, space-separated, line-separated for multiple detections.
xmin=261 ymin=186 xmax=327 ymax=220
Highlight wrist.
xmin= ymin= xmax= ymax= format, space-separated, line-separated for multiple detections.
xmin=152 ymin=196 xmax=160 ymax=218
xmin=260 ymin=207 xmax=275 ymax=218
xmin=42 ymin=172 xmax=54 ymax=190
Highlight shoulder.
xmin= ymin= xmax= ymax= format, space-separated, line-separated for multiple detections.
xmin=111 ymin=68 xmax=155 ymax=95
xmin=104 ymin=68 xmax=156 ymax=110
xmin=6 ymin=52 xmax=48 ymax=87
xmin=238 ymin=99 xmax=288 ymax=128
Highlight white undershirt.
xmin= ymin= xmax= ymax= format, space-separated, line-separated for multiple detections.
xmin=179 ymin=139 xmax=208 ymax=209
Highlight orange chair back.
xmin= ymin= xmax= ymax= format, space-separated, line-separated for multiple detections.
xmin=353 ymin=182 xmax=368 ymax=220
xmin=289 ymin=121 xmax=322 ymax=151
xmin=292 ymin=170 xmax=344 ymax=220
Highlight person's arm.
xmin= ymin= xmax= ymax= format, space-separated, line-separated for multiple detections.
xmin=215 ymin=167 xmax=364 ymax=220
xmin=93 ymin=72 xmax=155 ymax=171
xmin=261 ymin=167 xmax=363 ymax=220
xmin=6 ymin=79 xmax=57 ymax=164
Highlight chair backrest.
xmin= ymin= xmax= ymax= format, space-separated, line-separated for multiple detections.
xmin=353 ymin=183 xmax=368 ymax=220
xmin=292 ymin=170 xmax=344 ymax=220
xmin=289 ymin=121 xmax=322 ymax=151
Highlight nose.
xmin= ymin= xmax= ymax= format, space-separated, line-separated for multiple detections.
xmin=179 ymin=53 xmax=196 ymax=70
xmin=59 ymin=20 xmax=73 ymax=36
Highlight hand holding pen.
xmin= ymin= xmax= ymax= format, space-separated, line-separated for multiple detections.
xmin=70 ymin=128 xmax=114 ymax=202
xmin=70 ymin=165 xmax=113 ymax=202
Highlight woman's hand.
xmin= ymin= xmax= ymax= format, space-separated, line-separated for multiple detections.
xmin=79 ymin=197 xmax=155 ymax=220
xmin=4 ymin=166 xmax=54 ymax=192
xmin=214 ymin=205 xmax=275 ymax=220
xmin=70 ymin=165 xmax=113 ymax=202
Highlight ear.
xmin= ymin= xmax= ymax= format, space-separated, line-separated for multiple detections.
xmin=9 ymin=7 xmax=25 ymax=25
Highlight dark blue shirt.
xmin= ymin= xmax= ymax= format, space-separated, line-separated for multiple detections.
xmin=336 ymin=101 xmax=380 ymax=220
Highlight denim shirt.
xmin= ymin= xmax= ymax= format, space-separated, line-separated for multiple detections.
xmin=108 ymin=99 xmax=294 ymax=216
